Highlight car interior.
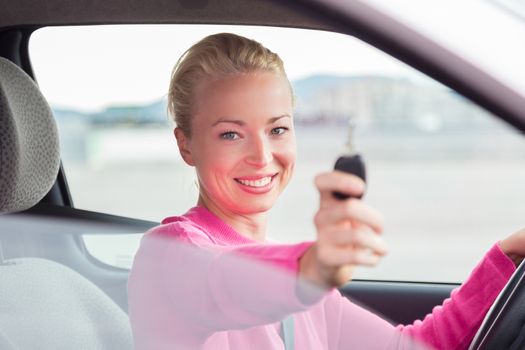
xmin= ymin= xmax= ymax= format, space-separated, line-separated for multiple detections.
xmin=1 ymin=0 xmax=525 ymax=349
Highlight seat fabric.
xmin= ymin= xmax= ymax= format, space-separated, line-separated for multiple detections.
xmin=0 ymin=56 xmax=133 ymax=349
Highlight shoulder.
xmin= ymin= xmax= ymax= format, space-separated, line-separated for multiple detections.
xmin=144 ymin=216 xmax=214 ymax=247
xmin=131 ymin=218 xmax=216 ymax=274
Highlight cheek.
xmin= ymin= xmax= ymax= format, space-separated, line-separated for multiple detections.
xmin=277 ymin=139 xmax=297 ymax=172
xmin=285 ymin=149 xmax=296 ymax=168
xmin=286 ymin=136 xmax=297 ymax=161
xmin=193 ymin=141 xmax=241 ymax=180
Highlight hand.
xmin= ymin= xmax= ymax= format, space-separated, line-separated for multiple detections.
xmin=299 ymin=171 xmax=388 ymax=288
xmin=499 ymin=227 xmax=525 ymax=266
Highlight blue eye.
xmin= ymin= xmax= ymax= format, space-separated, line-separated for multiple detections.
xmin=271 ymin=127 xmax=288 ymax=135
xmin=220 ymin=131 xmax=239 ymax=140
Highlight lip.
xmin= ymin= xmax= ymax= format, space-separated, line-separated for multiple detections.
xmin=234 ymin=173 xmax=278 ymax=194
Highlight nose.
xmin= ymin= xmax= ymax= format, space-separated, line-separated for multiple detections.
xmin=245 ymin=134 xmax=273 ymax=167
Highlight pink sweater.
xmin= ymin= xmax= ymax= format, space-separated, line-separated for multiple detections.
xmin=128 ymin=206 xmax=515 ymax=349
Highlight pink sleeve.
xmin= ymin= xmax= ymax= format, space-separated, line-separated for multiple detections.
xmin=396 ymin=242 xmax=515 ymax=349
xmin=325 ymin=243 xmax=515 ymax=349
xmin=204 ymin=239 xmax=323 ymax=328
xmin=130 ymin=222 xmax=323 ymax=336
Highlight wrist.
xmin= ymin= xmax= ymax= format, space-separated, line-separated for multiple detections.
xmin=297 ymin=245 xmax=331 ymax=303
xmin=298 ymin=245 xmax=327 ymax=287
xmin=506 ymin=253 xmax=523 ymax=267
xmin=298 ymin=244 xmax=353 ymax=288
xmin=499 ymin=240 xmax=524 ymax=267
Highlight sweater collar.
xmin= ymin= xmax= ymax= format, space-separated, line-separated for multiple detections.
xmin=181 ymin=206 xmax=257 ymax=245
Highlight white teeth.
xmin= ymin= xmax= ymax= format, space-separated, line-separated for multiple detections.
xmin=237 ymin=176 xmax=272 ymax=187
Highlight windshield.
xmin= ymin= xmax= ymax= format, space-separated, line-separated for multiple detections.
xmin=364 ymin=0 xmax=525 ymax=99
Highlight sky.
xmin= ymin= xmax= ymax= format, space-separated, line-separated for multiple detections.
xmin=28 ymin=0 xmax=525 ymax=112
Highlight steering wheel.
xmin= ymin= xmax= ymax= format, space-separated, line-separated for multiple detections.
xmin=468 ymin=260 xmax=525 ymax=349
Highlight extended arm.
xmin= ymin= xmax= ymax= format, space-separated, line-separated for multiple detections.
xmin=327 ymin=242 xmax=515 ymax=350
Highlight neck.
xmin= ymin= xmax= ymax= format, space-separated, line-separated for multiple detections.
xmin=197 ymin=195 xmax=267 ymax=242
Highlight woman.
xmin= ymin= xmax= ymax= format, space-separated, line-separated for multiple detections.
xmin=128 ymin=32 xmax=525 ymax=349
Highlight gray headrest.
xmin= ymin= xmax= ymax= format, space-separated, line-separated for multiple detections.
xmin=0 ymin=57 xmax=60 ymax=214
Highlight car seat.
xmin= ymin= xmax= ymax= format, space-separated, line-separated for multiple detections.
xmin=0 ymin=56 xmax=133 ymax=349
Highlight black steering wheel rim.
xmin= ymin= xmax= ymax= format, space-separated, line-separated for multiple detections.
xmin=469 ymin=260 xmax=525 ymax=349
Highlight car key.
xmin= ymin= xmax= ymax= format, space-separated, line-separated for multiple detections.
xmin=333 ymin=124 xmax=366 ymax=200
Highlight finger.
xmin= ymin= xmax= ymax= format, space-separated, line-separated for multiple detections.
xmin=318 ymin=245 xmax=383 ymax=267
xmin=351 ymin=249 xmax=383 ymax=266
xmin=322 ymin=227 xmax=388 ymax=256
xmin=315 ymin=200 xmax=384 ymax=234
xmin=315 ymin=171 xmax=365 ymax=201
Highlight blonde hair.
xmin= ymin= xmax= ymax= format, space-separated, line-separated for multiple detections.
xmin=168 ymin=32 xmax=291 ymax=137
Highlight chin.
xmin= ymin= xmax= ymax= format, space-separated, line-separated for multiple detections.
xmin=235 ymin=199 xmax=276 ymax=215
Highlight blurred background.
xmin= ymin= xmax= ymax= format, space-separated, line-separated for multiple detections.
xmin=29 ymin=24 xmax=525 ymax=283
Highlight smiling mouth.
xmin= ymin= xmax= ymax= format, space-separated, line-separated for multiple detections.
xmin=234 ymin=174 xmax=278 ymax=188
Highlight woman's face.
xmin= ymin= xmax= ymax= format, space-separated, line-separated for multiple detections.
xmin=179 ymin=71 xmax=296 ymax=215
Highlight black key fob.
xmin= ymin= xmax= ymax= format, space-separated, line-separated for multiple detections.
xmin=333 ymin=154 xmax=366 ymax=200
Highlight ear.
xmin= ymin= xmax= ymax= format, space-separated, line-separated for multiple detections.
xmin=174 ymin=127 xmax=195 ymax=166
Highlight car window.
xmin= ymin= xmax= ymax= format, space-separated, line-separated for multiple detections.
xmin=29 ymin=25 xmax=525 ymax=282
xmin=364 ymin=0 xmax=525 ymax=99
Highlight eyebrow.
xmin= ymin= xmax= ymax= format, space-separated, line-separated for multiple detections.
xmin=212 ymin=114 xmax=291 ymax=127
